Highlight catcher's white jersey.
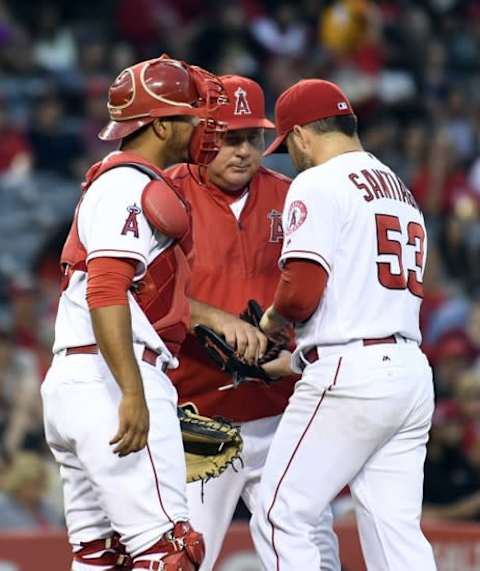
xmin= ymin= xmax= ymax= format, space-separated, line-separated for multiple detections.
xmin=53 ymin=165 xmax=174 ymax=364
xmin=42 ymin=156 xmax=193 ymax=567
xmin=279 ymin=151 xmax=426 ymax=367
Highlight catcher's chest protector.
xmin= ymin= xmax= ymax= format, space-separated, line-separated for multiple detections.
xmin=60 ymin=153 xmax=193 ymax=355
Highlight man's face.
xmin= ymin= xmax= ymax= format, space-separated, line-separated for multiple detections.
xmin=207 ymin=128 xmax=264 ymax=192
xmin=163 ymin=117 xmax=198 ymax=166
xmin=286 ymin=130 xmax=314 ymax=172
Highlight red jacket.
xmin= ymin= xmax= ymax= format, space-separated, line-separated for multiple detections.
xmin=166 ymin=164 xmax=297 ymax=421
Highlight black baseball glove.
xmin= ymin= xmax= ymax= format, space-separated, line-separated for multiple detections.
xmin=194 ymin=324 xmax=275 ymax=387
xmin=239 ymin=299 xmax=290 ymax=365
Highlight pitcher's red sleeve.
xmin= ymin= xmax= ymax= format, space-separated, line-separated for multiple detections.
xmin=273 ymin=259 xmax=328 ymax=322
xmin=86 ymin=257 xmax=137 ymax=310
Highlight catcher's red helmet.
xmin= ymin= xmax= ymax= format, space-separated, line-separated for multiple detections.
xmin=98 ymin=55 xmax=228 ymax=165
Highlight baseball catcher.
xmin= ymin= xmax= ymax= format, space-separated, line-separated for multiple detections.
xmin=42 ymin=54 xmax=228 ymax=571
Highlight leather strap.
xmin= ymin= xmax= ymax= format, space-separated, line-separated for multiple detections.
xmin=73 ymin=535 xmax=132 ymax=568
xmin=66 ymin=344 xmax=98 ymax=356
xmin=300 ymin=335 xmax=400 ymax=371
xmin=362 ymin=335 xmax=397 ymax=346
xmin=65 ymin=344 xmax=167 ymax=372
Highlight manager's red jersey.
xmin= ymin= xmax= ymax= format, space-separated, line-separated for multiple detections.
xmin=166 ymin=163 xmax=296 ymax=421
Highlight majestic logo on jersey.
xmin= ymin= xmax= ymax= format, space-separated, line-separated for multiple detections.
xmin=121 ymin=203 xmax=141 ymax=238
xmin=286 ymin=200 xmax=307 ymax=235
xmin=234 ymin=87 xmax=251 ymax=116
xmin=267 ymin=210 xmax=283 ymax=243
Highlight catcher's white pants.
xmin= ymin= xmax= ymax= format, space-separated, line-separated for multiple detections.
xmin=251 ymin=342 xmax=437 ymax=571
xmin=187 ymin=415 xmax=340 ymax=571
xmin=41 ymin=346 xmax=189 ymax=569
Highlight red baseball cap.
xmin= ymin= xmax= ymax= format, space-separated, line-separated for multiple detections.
xmin=264 ymin=79 xmax=354 ymax=155
xmin=217 ymin=75 xmax=274 ymax=130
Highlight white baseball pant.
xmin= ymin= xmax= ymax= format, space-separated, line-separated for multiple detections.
xmin=187 ymin=414 xmax=341 ymax=571
xmin=41 ymin=345 xmax=189 ymax=570
xmin=251 ymin=341 xmax=437 ymax=571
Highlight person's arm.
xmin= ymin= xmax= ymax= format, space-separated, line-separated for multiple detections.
xmin=88 ymin=257 xmax=149 ymax=457
xmin=264 ymin=172 xmax=340 ymax=336
xmin=260 ymin=259 xmax=328 ymax=336
xmin=190 ymin=299 xmax=268 ymax=364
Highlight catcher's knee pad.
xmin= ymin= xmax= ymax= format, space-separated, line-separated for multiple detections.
xmin=133 ymin=521 xmax=204 ymax=570
xmin=73 ymin=533 xmax=132 ymax=570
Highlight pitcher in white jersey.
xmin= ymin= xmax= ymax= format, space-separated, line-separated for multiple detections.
xmin=250 ymin=79 xmax=437 ymax=570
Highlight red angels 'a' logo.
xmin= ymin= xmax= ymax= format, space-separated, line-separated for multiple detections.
xmin=234 ymin=87 xmax=251 ymax=116
xmin=121 ymin=203 xmax=141 ymax=238
xmin=267 ymin=210 xmax=283 ymax=243
xmin=286 ymin=200 xmax=307 ymax=235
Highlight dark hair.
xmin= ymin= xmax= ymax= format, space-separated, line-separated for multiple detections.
xmin=307 ymin=114 xmax=358 ymax=137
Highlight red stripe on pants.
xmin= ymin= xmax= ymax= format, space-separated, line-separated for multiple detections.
xmin=267 ymin=357 xmax=343 ymax=571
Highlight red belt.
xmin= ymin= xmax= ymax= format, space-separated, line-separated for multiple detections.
xmin=65 ymin=344 xmax=168 ymax=372
xmin=300 ymin=335 xmax=399 ymax=370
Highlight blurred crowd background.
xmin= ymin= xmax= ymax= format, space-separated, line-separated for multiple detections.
xmin=0 ymin=0 xmax=480 ymax=531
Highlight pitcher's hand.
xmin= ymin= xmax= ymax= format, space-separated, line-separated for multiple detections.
xmin=261 ymin=350 xmax=293 ymax=379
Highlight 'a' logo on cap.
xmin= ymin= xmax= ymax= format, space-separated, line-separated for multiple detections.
xmin=337 ymin=101 xmax=348 ymax=111
xmin=234 ymin=87 xmax=251 ymax=116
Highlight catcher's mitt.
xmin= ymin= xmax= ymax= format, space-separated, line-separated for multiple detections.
xmin=194 ymin=324 xmax=274 ymax=387
xmin=178 ymin=405 xmax=243 ymax=483
xmin=239 ymin=299 xmax=290 ymax=365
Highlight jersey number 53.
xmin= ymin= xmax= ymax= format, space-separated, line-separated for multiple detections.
xmin=375 ymin=213 xmax=425 ymax=298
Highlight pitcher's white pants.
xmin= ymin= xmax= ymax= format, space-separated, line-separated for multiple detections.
xmin=41 ymin=347 xmax=188 ymax=569
xmin=187 ymin=415 xmax=340 ymax=571
xmin=251 ymin=343 xmax=437 ymax=571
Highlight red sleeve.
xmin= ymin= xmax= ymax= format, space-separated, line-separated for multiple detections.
xmin=273 ymin=259 xmax=328 ymax=322
xmin=86 ymin=257 xmax=137 ymax=310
